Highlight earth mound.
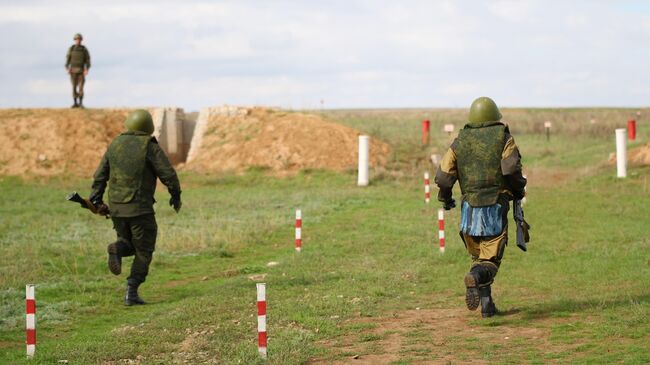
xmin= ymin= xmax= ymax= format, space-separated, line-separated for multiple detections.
xmin=0 ymin=107 xmax=391 ymax=178
xmin=608 ymin=143 xmax=650 ymax=166
xmin=627 ymin=143 xmax=650 ymax=166
xmin=0 ymin=109 xmax=129 ymax=177
xmin=184 ymin=107 xmax=390 ymax=175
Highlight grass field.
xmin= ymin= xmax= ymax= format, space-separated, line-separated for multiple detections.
xmin=1 ymin=108 xmax=649 ymax=364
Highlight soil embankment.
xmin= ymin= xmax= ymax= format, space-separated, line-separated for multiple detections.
xmin=0 ymin=107 xmax=390 ymax=177
xmin=184 ymin=106 xmax=390 ymax=175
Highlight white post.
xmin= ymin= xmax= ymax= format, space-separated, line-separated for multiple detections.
xmin=357 ymin=135 xmax=369 ymax=186
xmin=615 ymin=128 xmax=627 ymax=178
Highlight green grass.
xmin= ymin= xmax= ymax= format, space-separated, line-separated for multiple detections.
xmin=1 ymin=108 xmax=649 ymax=364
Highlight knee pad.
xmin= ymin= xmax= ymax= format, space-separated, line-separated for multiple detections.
xmin=115 ymin=239 xmax=134 ymax=256
xmin=471 ymin=263 xmax=497 ymax=286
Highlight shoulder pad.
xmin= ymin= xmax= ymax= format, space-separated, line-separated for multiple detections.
xmin=450 ymin=138 xmax=459 ymax=150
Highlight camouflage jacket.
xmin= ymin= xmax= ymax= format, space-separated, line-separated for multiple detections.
xmin=90 ymin=131 xmax=181 ymax=217
xmin=435 ymin=121 xmax=526 ymax=207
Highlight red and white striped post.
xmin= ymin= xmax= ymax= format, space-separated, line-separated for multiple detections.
xmin=437 ymin=209 xmax=445 ymax=253
xmin=295 ymin=209 xmax=302 ymax=252
xmin=424 ymin=172 xmax=431 ymax=203
xmin=26 ymin=284 xmax=36 ymax=358
xmin=257 ymin=283 xmax=267 ymax=359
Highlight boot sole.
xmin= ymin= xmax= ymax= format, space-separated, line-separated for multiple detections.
xmin=464 ymin=274 xmax=480 ymax=311
xmin=107 ymin=244 xmax=121 ymax=275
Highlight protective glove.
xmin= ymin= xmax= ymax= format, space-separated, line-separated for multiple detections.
xmin=443 ymin=198 xmax=456 ymax=211
xmin=169 ymin=194 xmax=182 ymax=213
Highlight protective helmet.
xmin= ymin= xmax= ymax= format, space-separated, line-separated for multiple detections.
xmin=124 ymin=109 xmax=154 ymax=134
xmin=468 ymin=97 xmax=502 ymax=123
xmin=73 ymin=33 xmax=83 ymax=40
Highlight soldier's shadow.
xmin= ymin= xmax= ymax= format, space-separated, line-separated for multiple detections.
xmin=512 ymin=293 xmax=650 ymax=321
xmin=497 ymin=308 xmax=521 ymax=316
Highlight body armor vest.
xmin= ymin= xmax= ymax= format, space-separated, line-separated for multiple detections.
xmin=68 ymin=45 xmax=88 ymax=69
xmin=455 ymin=122 xmax=507 ymax=207
xmin=107 ymin=133 xmax=150 ymax=204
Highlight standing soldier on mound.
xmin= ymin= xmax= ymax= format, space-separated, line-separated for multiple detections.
xmin=89 ymin=110 xmax=182 ymax=305
xmin=435 ymin=97 xmax=526 ymax=318
xmin=65 ymin=33 xmax=91 ymax=108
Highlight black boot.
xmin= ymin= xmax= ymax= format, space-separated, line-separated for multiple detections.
xmin=464 ymin=264 xmax=495 ymax=311
xmin=107 ymin=242 xmax=122 ymax=275
xmin=71 ymin=98 xmax=78 ymax=108
xmin=480 ymin=286 xmax=498 ymax=318
xmin=78 ymin=96 xmax=84 ymax=109
xmin=464 ymin=268 xmax=481 ymax=311
xmin=124 ymin=283 xmax=145 ymax=306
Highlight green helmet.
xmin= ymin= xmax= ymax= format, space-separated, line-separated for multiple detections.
xmin=125 ymin=109 xmax=154 ymax=134
xmin=74 ymin=33 xmax=83 ymax=40
xmin=468 ymin=97 xmax=502 ymax=123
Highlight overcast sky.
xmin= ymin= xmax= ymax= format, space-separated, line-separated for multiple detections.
xmin=0 ymin=0 xmax=648 ymax=110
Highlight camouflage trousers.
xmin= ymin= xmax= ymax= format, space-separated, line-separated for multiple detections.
xmin=70 ymin=72 xmax=85 ymax=99
xmin=462 ymin=227 xmax=507 ymax=275
xmin=111 ymin=214 xmax=158 ymax=286
xmin=460 ymin=202 xmax=509 ymax=283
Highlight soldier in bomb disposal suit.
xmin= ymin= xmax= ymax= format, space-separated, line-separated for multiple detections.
xmin=65 ymin=33 xmax=91 ymax=108
xmin=89 ymin=110 xmax=182 ymax=305
xmin=435 ymin=97 xmax=527 ymax=318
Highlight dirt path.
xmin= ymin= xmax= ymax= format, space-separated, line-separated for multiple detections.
xmin=309 ymin=305 xmax=551 ymax=364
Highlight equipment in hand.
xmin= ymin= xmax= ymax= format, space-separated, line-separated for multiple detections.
xmin=66 ymin=191 xmax=110 ymax=217
xmin=513 ymin=199 xmax=530 ymax=251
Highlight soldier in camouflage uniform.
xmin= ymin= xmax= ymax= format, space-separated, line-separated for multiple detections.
xmin=89 ymin=110 xmax=182 ymax=306
xmin=435 ymin=97 xmax=526 ymax=318
xmin=65 ymin=33 xmax=91 ymax=108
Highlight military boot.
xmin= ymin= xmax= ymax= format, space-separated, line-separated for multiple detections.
xmin=463 ymin=267 xmax=481 ymax=311
xmin=124 ymin=283 xmax=145 ymax=306
xmin=479 ymin=286 xmax=498 ymax=318
xmin=464 ymin=264 xmax=495 ymax=311
xmin=107 ymin=242 xmax=122 ymax=275
xmin=71 ymin=98 xmax=78 ymax=108
xmin=78 ymin=96 xmax=84 ymax=109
